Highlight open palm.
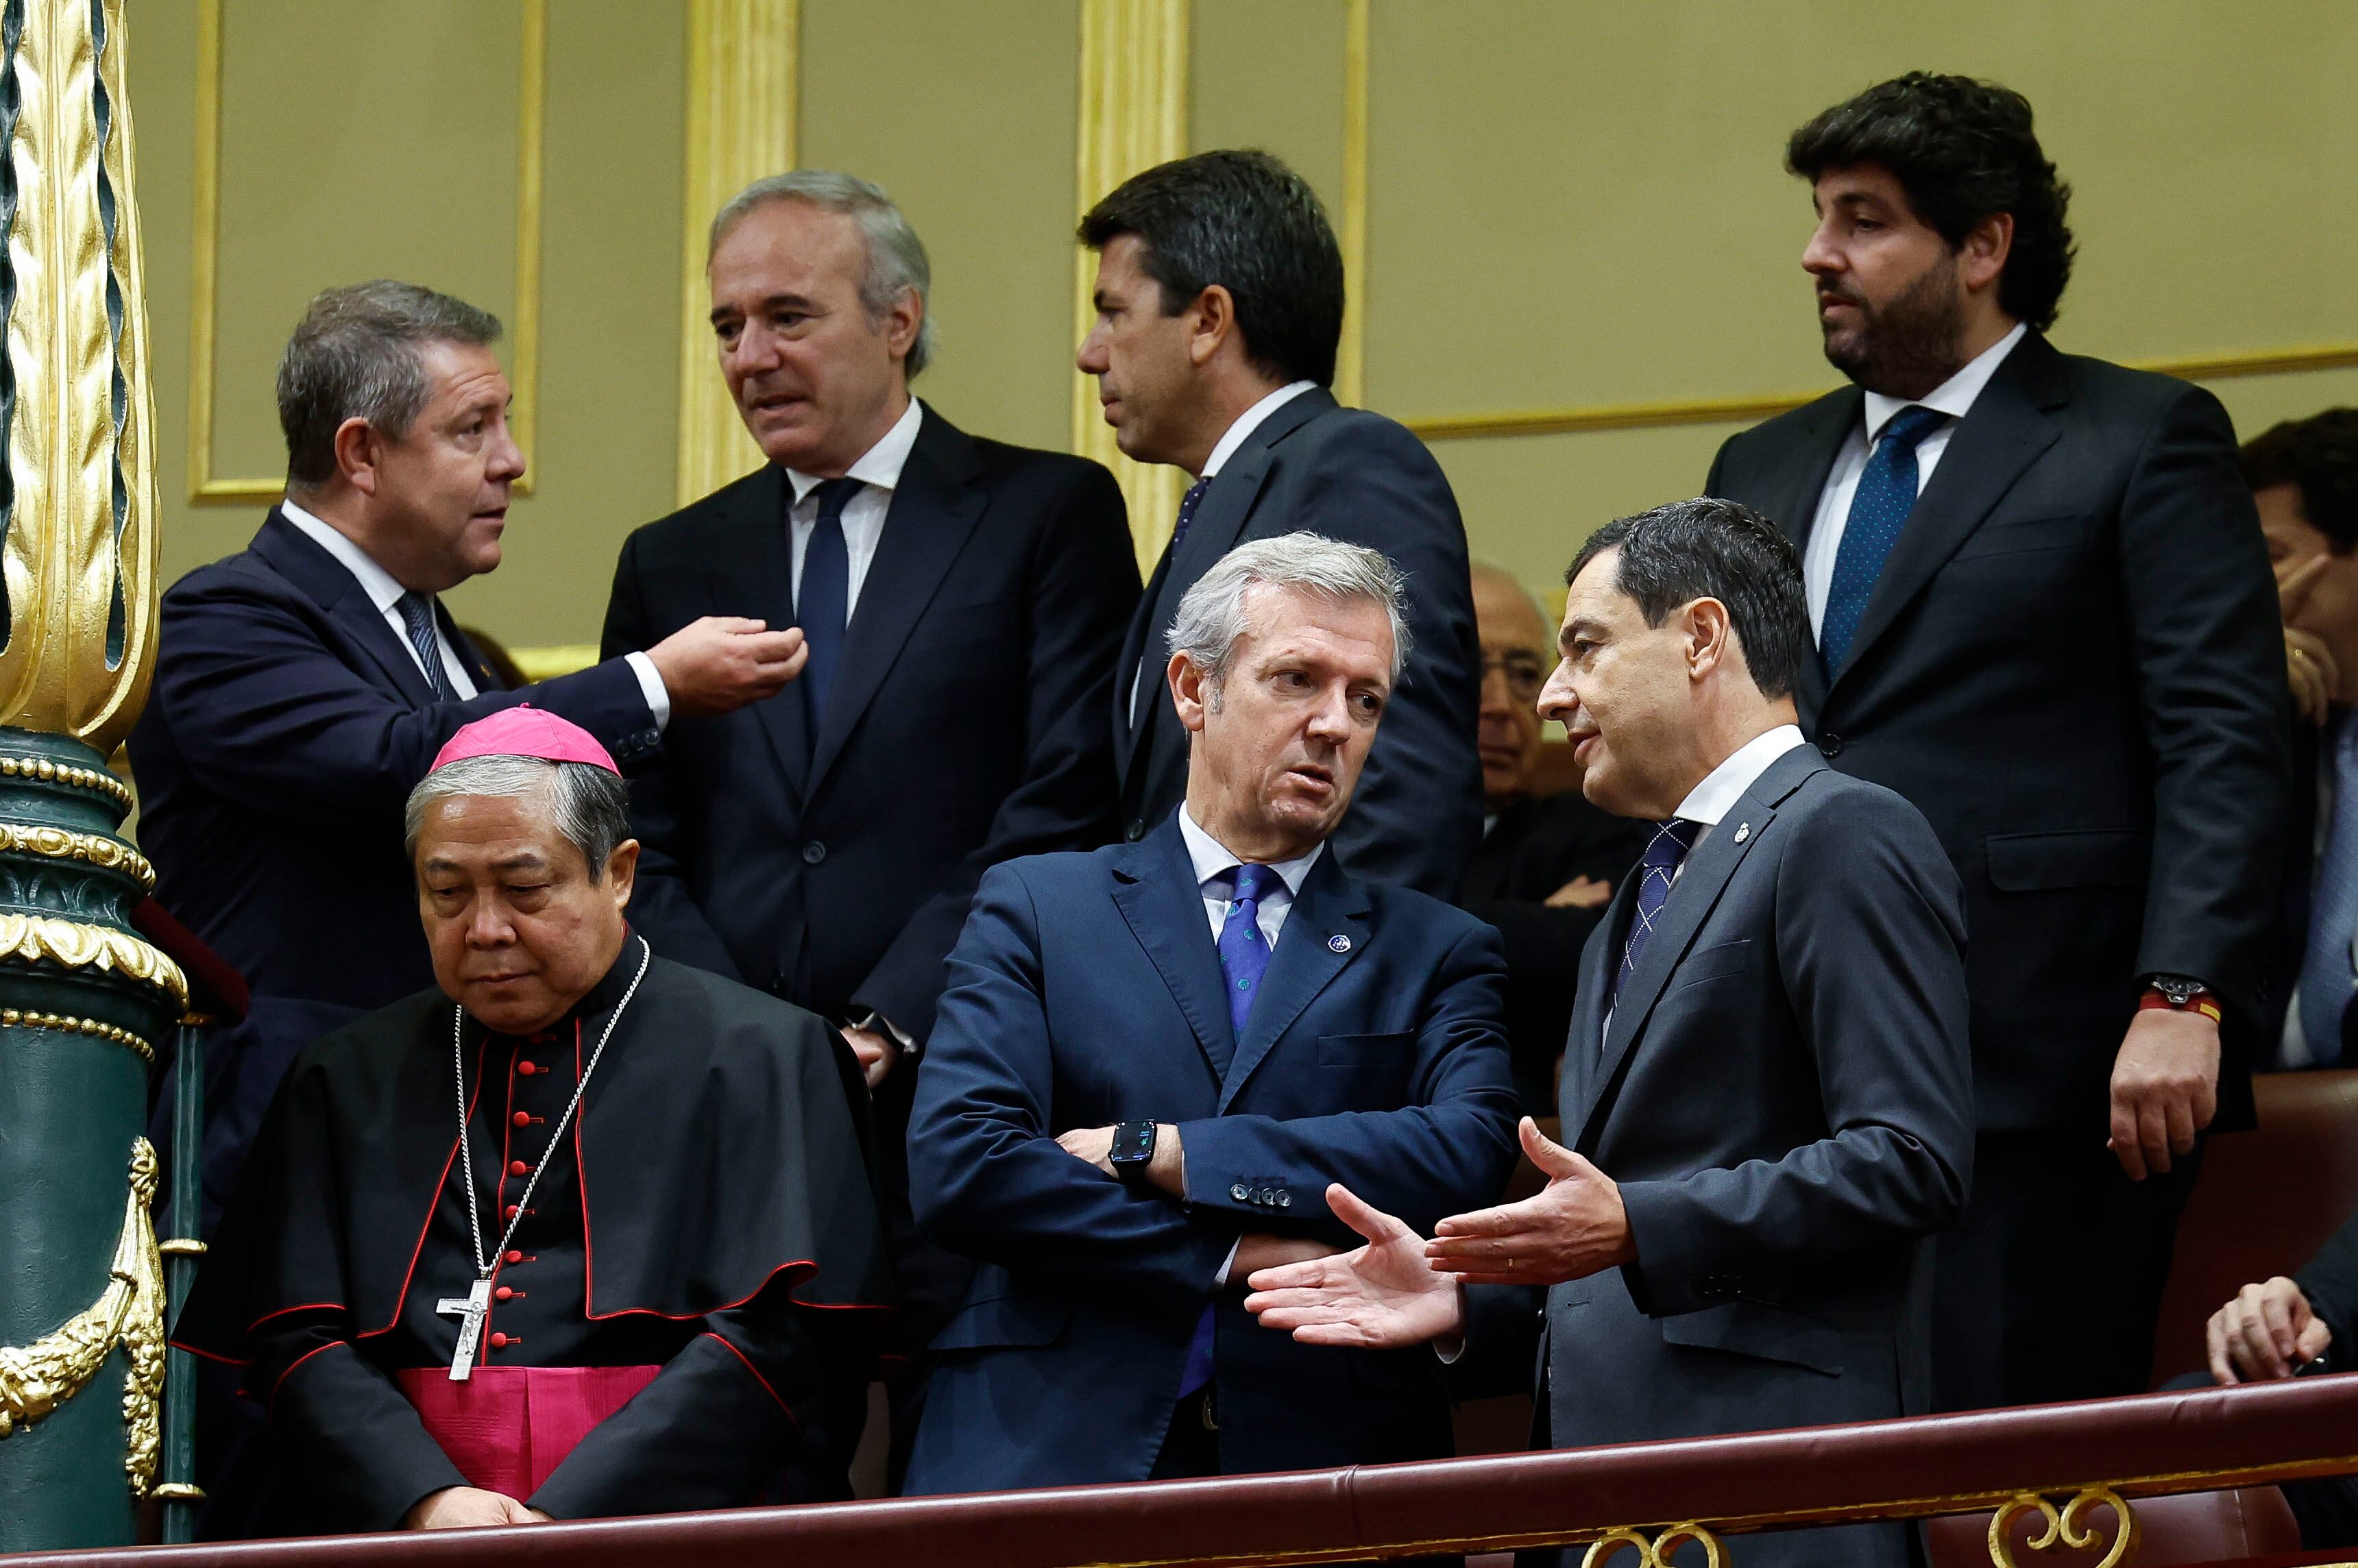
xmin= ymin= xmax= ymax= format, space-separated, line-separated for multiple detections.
xmin=1243 ymin=1184 xmax=1463 ymax=1349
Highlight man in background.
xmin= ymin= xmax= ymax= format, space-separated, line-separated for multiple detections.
xmin=2243 ymin=409 xmax=2358 ymax=1066
xmin=1705 ymin=73 xmax=2287 ymax=1410
xmin=1080 ymin=149 xmax=1483 ymax=898
xmin=602 ymin=172 xmax=1137 ymax=1487
xmin=1457 ymin=563 xmax=1650 ymax=1115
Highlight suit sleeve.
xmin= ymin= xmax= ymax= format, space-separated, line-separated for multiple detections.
xmin=2117 ymin=384 xmax=2291 ymax=1044
xmin=908 ymin=865 xmax=1236 ymax=1297
xmin=598 ymin=529 xmax=742 ymax=980
xmin=531 ymin=1289 xmax=826 ymax=1519
xmin=1175 ymin=922 xmax=1522 ymax=1242
xmin=851 ymin=463 xmax=1137 ymax=1042
xmin=2296 ymin=1213 xmax=2358 ymax=1372
xmin=1283 ymin=419 xmax=1484 ymax=900
xmin=249 ymin=1319 xmax=470 ymax=1532
xmin=1442 ymin=1282 xmax=1549 ymax=1403
xmin=1616 ymin=788 xmax=1976 ymax=1316
xmin=149 ymin=573 xmax=659 ymax=829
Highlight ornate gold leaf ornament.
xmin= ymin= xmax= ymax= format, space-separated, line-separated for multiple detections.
xmin=0 ymin=912 xmax=188 ymax=1007
xmin=0 ymin=1140 xmax=167 ymax=1495
xmin=1988 ymin=1486 xmax=2140 ymax=1568
xmin=1583 ymin=1521 xmax=1727 ymax=1567
xmin=0 ymin=822 xmax=153 ymax=889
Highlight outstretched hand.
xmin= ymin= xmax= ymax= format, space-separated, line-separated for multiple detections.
xmin=1424 ymin=1118 xmax=1632 ymax=1286
xmin=1242 ymin=1184 xmax=1463 ymax=1349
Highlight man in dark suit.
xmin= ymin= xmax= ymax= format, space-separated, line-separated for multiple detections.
xmin=600 ymin=172 xmax=1138 ymax=1482
xmin=1459 ymin=563 xmax=1651 ymax=1114
xmin=2243 ymin=410 xmax=2358 ymax=1064
xmin=1078 ymin=149 xmax=1483 ymax=898
xmin=129 ymin=280 xmax=799 ymax=1536
xmin=903 ymin=534 xmax=1518 ymax=1492
xmin=1247 ymin=500 xmax=1973 ymax=1568
xmin=1703 ymin=73 xmax=2289 ymax=1410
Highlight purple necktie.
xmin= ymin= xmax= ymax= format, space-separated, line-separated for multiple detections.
xmin=1614 ymin=819 xmax=1699 ymax=1005
xmin=1180 ymin=862 xmax=1286 ymax=1401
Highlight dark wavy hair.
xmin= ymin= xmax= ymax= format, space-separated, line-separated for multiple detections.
xmin=2243 ymin=408 xmax=2358 ymax=554
xmin=1079 ymin=149 xmax=1344 ymax=387
xmin=1786 ymin=73 xmax=2076 ymax=332
xmin=1567 ymin=498 xmax=1809 ymax=701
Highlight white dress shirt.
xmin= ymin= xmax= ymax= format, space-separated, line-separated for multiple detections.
xmin=1802 ymin=321 xmax=2028 ymax=632
xmin=784 ymin=395 xmax=925 ymax=619
xmin=1126 ymin=381 xmax=1322 ymax=725
xmin=281 ymin=500 xmax=673 ymax=726
xmin=1176 ymin=805 xmax=1324 ymax=946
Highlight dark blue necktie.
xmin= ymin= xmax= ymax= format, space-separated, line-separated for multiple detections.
xmin=1168 ymin=476 xmax=1212 ymax=555
xmin=1614 ymin=819 xmax=1698 ymax=1005
xmin=395 ymin=591 xmax=456 ymax=700
xmin=1180 ymin=861 xmax=1285 ymax=1400
xmin=1821 ymin=404 xmax=1948 ymax=674
xmin=797 ymin=477 xmax=861 ymax=733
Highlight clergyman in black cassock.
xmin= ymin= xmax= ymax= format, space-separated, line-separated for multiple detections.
xmin=176 ymin=710 xmax=892 ymax=1534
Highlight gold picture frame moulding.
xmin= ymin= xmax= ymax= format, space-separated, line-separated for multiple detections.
xmin=185 ymin=0 xmax=546 ymax=505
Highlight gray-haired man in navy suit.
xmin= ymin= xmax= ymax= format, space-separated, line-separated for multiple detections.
xmin=1248 ymin=498 xmax=1973 ymax=1568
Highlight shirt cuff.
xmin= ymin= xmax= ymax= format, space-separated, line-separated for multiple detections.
xmin=623 ymin=650 xmax=672 ymax=731
xmin=1213 ymin=1235 xmax=1243 ymax=1288
xmin=853 ymin=1011 xmax=919 ymax=1055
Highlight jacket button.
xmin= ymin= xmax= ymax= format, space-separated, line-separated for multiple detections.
xmin=1818 ymin=733 xmax=1843 ymax=758
xmin=1276 ymin=1191 xmax=1291 ymax=1208
xmin=1125 ymin=820 xmax=1145 ymax=842
xmin=803 ymin=841 xmax=827 ymax=865
xmin=1230 ymin=1183 xmax=1249 ymax=1201
xmin=507 ymin=1160 xmax=528 ymax=1177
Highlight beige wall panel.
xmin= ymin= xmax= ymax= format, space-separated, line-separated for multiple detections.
xmin=800 ymin=0 xmax=1079 ymax=454
xmin=1368 ymin=1 xmax=2358 ymax=600
xmin=127 ymin=3 xmax=204 ymax=577
xmin=1191 ymin=0 xmax=1345 ymax=217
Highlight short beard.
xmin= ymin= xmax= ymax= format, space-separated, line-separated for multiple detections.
xmin=1819 ymin=259 xmax=1967 ymax=400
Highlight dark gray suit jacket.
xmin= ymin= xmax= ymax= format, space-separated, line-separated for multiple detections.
xmin=1113 ymin=388 xmax=1484 ymax=898
xmin=1453 ymin=745 xmax=1973 ymax=1568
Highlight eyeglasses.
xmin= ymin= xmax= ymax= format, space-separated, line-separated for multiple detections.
xmin=1482 ymin=654 xmax=1547 ymax=700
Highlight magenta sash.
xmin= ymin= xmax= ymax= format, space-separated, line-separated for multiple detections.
xmin=396 ymin=1364 xmax=661 ymax=1499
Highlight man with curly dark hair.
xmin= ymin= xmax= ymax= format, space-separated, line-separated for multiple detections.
xmin=1706 ymin=73 xmax=2289 ymax=1412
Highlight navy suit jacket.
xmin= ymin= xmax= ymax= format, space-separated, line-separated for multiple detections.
xmin=1450 ymin=748 xmax=1973 ymax=1568
xmin=1115 ymin=389 xmax=1485 ymax=899
xmin=903 ymin=818 xmax=1519 ymax=1493
xmin=127 ymin=510 xmax=661 ymax=1223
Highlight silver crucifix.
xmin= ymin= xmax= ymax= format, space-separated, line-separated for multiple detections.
xmin=436 ymin=1278 xmax=494 ymax=1381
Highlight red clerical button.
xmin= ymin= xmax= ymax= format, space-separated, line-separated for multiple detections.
xmin=503 ymin=1204 xmax=520 ymax=1220
xmin=505 ymin=1250 xmax=523 ymax=1264
xmin=489 ymin=1332 xmax=509 ymax=1349
xmin=507 ymin=1160 xmax=529 ymax=1177
xmin=494 ymin=1286 xmax=514 ymax=1301
xmin=516 ymin=1061 xmax=537 ymax=1076
xmin=511 ymin=1111 xmax=530 ymax=1127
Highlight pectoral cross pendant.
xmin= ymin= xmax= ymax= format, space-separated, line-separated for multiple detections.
xmin=437 ymin=1278 xmax=493 ymax=1382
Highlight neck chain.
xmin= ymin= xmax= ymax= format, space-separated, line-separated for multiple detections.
xmin=450 ymin=936 xmax=650 ymax=1282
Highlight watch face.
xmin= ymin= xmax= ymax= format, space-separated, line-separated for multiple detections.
xmin=1112 ymin=1123 xmax=1155 ymax=1164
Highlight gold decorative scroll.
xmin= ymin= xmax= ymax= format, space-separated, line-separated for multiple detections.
xmin=0 ymin=912 xmax=189 ymax=1007
xmin=0 ymin=1139 xmax=166 ymax=1497
xmin=0 ymin=0 xmax=158 ymax=753
xmin=1989 ymin=1487 xmax=2139 ymax=1568
xmin=1073 ymin=0 xmax=1190 ymax=576
xmin=676 ymin=0 xmax=798 ymax=509
xmin=1582 ymin=1521 xmax=1727 ymax=1568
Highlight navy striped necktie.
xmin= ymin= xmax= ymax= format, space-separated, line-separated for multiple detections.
xmin=396 ymin=591 xmax=456 ymax=701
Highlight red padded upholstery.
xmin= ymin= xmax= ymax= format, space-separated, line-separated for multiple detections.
xmin=2152 ymin=1071 xmax=2358 ymax=1386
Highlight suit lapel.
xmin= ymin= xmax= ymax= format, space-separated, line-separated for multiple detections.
xmin=251 ymin=511 xmax=439 ymax=705
xmin=1218 ymin=851 xmax=1368 ymax=1112
xmin=1108 ymin=822 xmax=1237 ymax=1083
xmin=1832 ymin=333 xmax=2067 ymax=694
xmin=695 ymin=467 xmax=810 ymax=800
xmin=807 ymin=406 xmax=987 ymax=790
xmin=1557 ymin=874 xmax=1634 ymax=1138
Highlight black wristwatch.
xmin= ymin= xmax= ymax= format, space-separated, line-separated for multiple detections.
xmin=1109 ymin=1120 xmax=1158 ymax=1186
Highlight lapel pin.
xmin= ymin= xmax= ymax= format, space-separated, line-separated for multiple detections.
xmin=1328 ymin=933 xmax=1352 ymax=953
xmin=1733 ymin=822 xmax=1751 ymax=844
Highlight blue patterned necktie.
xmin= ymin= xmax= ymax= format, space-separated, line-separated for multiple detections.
xmin=1821 ymin=404 xmax=1949 ymax=674
xmin=1178 ymin=861 xmax=1286 ymax=1401
xmin=2300 ymin=712 xmax=2358 ymax=1062
xmin=1614 ymin=819 xmax=1699 ymax=1005
xmin=1168 ymin=476 xmax=1212 ymax=556
xmin=395 ymin=591 xmax=456 ymax=700
xmin=797 ymin=477 xmax=862 ymax=733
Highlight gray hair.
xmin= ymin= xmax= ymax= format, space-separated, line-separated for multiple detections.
xmin=277 ymin=280 xmax=502 ymax=490
xmin=1166 ymin=532 xmax=1412 ymax=698
xmin=709 ymin=170 xmax=936 ymax=378
xmin=404 ymin=755 xmax=634 ymax=883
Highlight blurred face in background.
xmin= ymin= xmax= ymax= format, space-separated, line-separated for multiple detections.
xmin=2260 ymin=482 xmax=2358 ymax=705
xmin=1471 ymin=567 xmax=1551 ymax=811
xmin=709 ymin=199 xmax=919 ymax=477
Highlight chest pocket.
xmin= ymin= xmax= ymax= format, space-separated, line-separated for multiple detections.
xmin=1948 ymin=512 xmax=2084 ymax=562
xmin=1317 ymin=1031 xmax=1413 ymax=1107
xmin=1668 ymin=938 xmax=1753 ymax=994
